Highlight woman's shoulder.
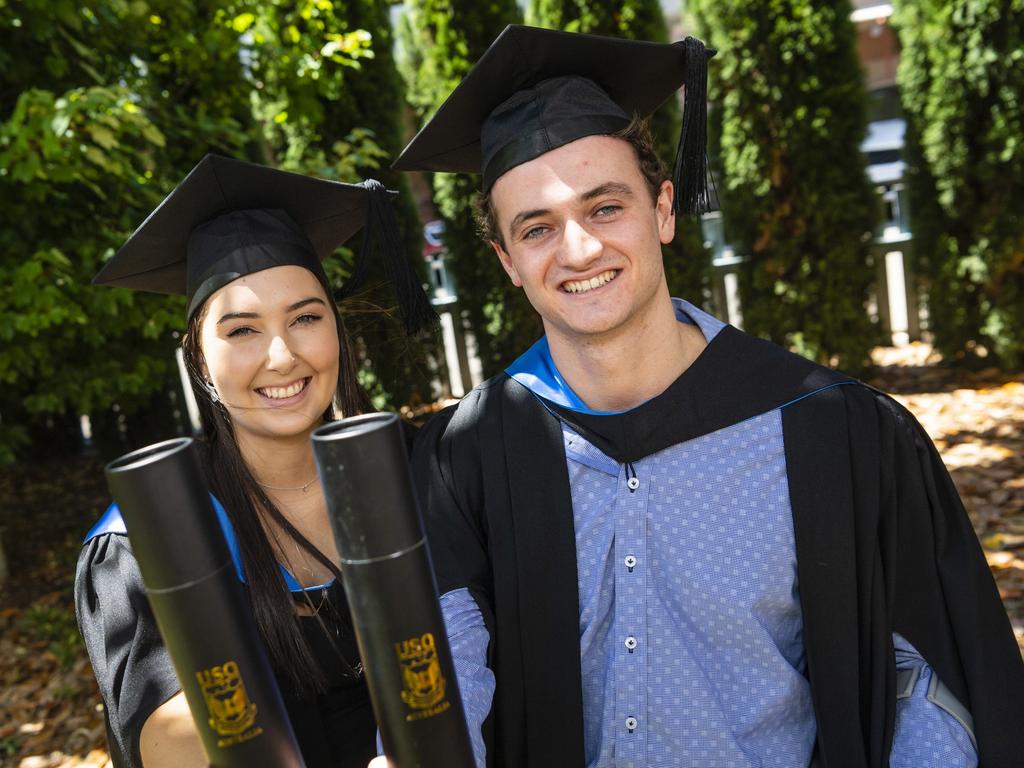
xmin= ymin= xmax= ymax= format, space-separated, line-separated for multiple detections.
xmin=76 ymin=504 xmax=144 ymax=612
xmin=75 ymin=506 xmax=181 ymax=768
xmin=80 ymin=494 xmax=246 ymax=580
xmin=84 ymin=502 xmax=127 ymax=543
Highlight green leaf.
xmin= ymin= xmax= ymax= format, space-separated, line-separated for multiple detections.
xmin=87 ymin=124 xmax=118 ymax=150
xmin=140 ymin=123 xmax=165 ymax=148
xmin=231 ymin=12 xmax=256 ymax=33
xmin=83 ymin=145 xmax=109 ymax=170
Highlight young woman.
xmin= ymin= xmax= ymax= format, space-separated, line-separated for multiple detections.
xmin=76 ymin=155 xmax=435 ymax=768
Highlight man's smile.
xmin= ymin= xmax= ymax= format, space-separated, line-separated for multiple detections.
xmin=561 ymin=269 xmax=620 ymax=294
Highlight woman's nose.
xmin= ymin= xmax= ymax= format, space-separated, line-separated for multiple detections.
xmin=266 ymin=334 xmax=297 ymax=374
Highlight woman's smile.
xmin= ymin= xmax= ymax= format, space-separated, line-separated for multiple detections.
xmin=255 ymin=376 xmax=313 ymax=406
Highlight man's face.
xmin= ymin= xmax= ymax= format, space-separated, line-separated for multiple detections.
xmin=489 ymin=134 xmax=676 ymax=346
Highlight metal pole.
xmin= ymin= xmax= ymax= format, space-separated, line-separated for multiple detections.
xmin=311 ymin=413 xmax=475 ymax=768
xmin=105 ymin=437 xmax=305 ymax=768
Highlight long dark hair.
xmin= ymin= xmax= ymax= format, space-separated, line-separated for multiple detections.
xmin=180 ymin=269 xmax=373 ymax=693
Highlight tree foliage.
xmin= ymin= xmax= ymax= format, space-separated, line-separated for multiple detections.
xmin=527 ymin=0 xmax=709 ymax=308
xmin=691 ymin=0 xmax=879 ymax=372
xmin=894 ymin=0 xmax=1024 ymax=368
xmin=0 ymin=0 xmax=420 ymax=462
xmin=397 ymin=0 xmax=526 ymax=377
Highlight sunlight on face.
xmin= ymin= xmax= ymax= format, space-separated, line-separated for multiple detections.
xmin=199 ymin=265 xmax=340 ymax=444
xmin=488 ymin=134 xmax=676 ymax=346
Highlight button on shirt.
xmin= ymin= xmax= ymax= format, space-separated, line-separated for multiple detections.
xmin=567 ymin=410 xmax=814 ymax=768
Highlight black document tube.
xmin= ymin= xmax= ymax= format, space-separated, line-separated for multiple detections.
xmin=312 ymin=413 xmax=475 ymax=768
xmin=105 ymin=437 xmax=305 ymax=768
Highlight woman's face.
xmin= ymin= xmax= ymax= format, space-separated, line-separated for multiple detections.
xmin=199 ymin=265 xmax=340 ymax=443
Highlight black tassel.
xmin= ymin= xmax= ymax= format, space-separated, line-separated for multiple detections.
xmin=343 ymin=179 xmax=438 ymax=336
xmin=673 ymin=37 xmax=717 ymax=217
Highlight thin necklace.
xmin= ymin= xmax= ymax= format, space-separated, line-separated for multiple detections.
xmin=291 ymin=541 xmax=331 ymax=618
xmin=257 ymin=476 xmax=319 ymax=493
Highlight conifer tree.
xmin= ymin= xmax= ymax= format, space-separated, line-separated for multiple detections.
xmin=894 ymin=0 xmax=1024 ymax=367
xmin=691 ymin=0 xmax=879 ymax=372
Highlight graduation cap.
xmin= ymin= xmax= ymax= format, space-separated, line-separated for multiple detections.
xmin=392 ymin=24 xmax=715 ymax=216
xmin=94 ymin=154 xmax=437 ymax=333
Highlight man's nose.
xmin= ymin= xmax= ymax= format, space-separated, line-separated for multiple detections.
xmin=559 ymin=219 xmax=602 ymax=269
xmin=266 ymin=334 xmax=297 ymax=374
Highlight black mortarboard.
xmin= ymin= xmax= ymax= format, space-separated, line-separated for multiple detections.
xmin=94 ymin=154 xmax=436 ymax=332
xmin=392 ymin=24 xmax=715 ymax=216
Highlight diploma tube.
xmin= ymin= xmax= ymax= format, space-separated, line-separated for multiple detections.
xmin=104 ymin=437 xmax=305 ymax=768
xmin=311 ymin=413 xmax=475 ymax=768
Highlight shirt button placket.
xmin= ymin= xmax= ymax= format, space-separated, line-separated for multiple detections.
xmin=616 ymin=460 xmax=648 ymax=764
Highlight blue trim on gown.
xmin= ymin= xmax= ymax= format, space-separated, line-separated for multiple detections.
xmin=85 ymin=498 xmax=334 ymax=593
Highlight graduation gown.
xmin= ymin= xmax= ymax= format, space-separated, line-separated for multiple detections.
xmin=75 ymin=529 xmax=377 ymax=768
xmin=411 ymin=323 xmax=1024 ymax=768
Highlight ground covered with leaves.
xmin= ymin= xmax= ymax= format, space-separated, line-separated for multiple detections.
xmin=1 ymin=344 xmax=1022 ymax=767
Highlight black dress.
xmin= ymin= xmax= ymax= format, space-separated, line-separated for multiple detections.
xmin=75 ymin=531 xmax=377 ymax=768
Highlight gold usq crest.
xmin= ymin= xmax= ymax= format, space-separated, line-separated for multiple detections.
xmin=196 ymin=660 xmax=262 ymax=747
xmin=395 ymin=632 xmax=451 ymax=721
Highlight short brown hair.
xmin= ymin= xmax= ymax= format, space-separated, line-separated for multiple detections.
xmin=473 ymin=115 xmax=668 ymax=249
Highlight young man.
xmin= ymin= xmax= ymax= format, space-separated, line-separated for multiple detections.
xmin=394 ymin=25 xmax=1024 ymax=768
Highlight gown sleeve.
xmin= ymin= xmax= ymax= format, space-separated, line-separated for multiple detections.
xmin=876 ymin=393 xmax=1024 ymax=765
xmin=75 ymin=532 xmax=182 ymax=768
xmin=410 ymin=401 xmax=494 ymax=604
xmin=411 ymin=400 xmax=501 ymax=761
xmin=855 ymin=387 xmax=1024 ymax=765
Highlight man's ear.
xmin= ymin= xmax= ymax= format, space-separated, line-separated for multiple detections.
xmin=656 ymin=179 xmax=677 ymax=245
xmin=492 ymin=240 xmax=523 ymax=287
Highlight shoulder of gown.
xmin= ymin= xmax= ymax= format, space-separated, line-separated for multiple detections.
xmin=74 ymin=529 xmax=181 ymax=768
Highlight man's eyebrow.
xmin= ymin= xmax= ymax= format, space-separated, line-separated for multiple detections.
xmin=582 ymin=182 xmax=635 ymax=202
xmin=509 ymin=208 xmax=551 ymax=236
xmin=217 ymin=296 xmax=326 ymax=325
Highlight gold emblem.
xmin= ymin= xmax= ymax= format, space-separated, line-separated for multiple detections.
xmin=395 ymin=632 xmax=451 ymax=721
xmin=196 ymin=660 xmax=262 ymax=747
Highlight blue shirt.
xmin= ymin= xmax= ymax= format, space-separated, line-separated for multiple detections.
xmin=442 ymin=300 xmax=977 ymax=767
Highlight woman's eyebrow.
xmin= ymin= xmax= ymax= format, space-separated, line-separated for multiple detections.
xmin=287 ymin=296 xmax=326 ymax=312
xmin=217 ymin=311 xmax=258 ymax=325
xmin=217 ymin=297 xmax=325 ymax=325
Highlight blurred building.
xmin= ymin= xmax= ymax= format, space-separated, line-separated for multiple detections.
xmin=853 ymin=1 xmax=920 ymax=345
xmin=421 ymin=218 xmax=483 ymax=398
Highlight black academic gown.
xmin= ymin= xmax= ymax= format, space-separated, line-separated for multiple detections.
xmin=74 ymin=533 xmax=377 ymax=768
xmin=411 ymin=324 xmax=1024 ymax=768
